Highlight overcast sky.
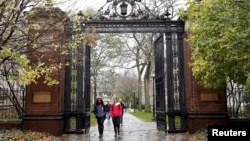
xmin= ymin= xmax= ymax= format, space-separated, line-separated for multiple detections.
xmin=55 ymin=0 xmax=187 ymax=13
xmin=55 ymin=0 xmax=107 ymax=12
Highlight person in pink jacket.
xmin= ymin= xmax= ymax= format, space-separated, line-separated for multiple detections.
xmin=110 ymin=97 xmax=123 ymax=137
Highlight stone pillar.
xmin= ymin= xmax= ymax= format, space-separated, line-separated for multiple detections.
xmin=23 ymin=6 xmax=67 ymax=136
xmin=184 ymin=22 xmax=229 ymax=133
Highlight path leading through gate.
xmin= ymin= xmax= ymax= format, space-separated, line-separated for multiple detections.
xmin=60 ymin=113 xmax=189 ymax=141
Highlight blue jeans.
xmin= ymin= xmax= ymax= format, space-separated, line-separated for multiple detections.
xmin=106 ymin=112 xmax=110 ymax=120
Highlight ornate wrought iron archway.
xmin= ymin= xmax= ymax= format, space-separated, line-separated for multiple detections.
xmin=64 ymin=0 xmax=187 ymax=133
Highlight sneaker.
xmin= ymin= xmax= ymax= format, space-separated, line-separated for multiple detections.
xmin=98 ymin=135 xmax=103 ymax=138
xmin=114 ymin=134 xmax=117 ymax=137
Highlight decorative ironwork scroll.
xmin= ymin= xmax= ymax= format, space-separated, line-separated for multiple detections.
xmin=94 ymin=0 xmax=152 ymax=20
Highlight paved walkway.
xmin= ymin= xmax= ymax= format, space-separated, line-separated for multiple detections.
xmin=59 ymin=112 xmax=189 ymax=141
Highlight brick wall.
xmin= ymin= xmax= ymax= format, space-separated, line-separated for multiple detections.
xmin=184 ymin=21 xmax=229 ymax=133
xmin=23 ymin=6 xmax=67 ymax=136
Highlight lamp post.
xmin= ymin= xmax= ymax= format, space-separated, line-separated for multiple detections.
xmin=133 ymin=91 xmax=136 ymax=113
xmin=152 ymin=75 xmax=156 ymax=121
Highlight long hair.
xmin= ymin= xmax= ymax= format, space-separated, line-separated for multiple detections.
xmin=95 ymin=98 xmax=104 ymax=105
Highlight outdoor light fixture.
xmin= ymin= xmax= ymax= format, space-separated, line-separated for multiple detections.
xmin=95 ymin=0 xmax=152 ymax=20
xmin=120 ymin=2 xmax=128 ymax=16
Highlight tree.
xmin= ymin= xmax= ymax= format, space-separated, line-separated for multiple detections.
xmin=116 ymin=71 xmax=138 ymax=108
xmin=178 ymin=0 xmax=250 ymax=89
xmin=91 ymin=33 xmax=126 ymax=102
xmin=150 ymin=0 xmax=185 ymax=19
xmin=126 ymin=33 xmax=154 ymax=112
xmin=97 ymin=70 xmax=118 ymax=99
xmin=0 ymin=0 xmax=58 ymax=118
xmin=178 ymin=0 xmax=250 ymax=116
xmin=0 ymin=0 xmax=96 ymax=118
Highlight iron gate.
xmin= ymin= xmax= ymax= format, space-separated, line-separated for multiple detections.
xmin=154 ymin=34 xmax=167 ymax=131
xmin=63 ymin=44 xmax=91 ymax=134
xmin=154 ymin=30 xmax=187 ymax=132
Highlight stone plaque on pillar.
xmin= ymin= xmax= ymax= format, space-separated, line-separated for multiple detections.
xmin=200 ymin=92 xmax=219 ymax=101
xmin=33 ymin=91 xmax=51 ymax=103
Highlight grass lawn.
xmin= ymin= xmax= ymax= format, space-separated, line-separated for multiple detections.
xmin=90 ymin=112 xmax=97 ymax=126
xmin=129 ymin=111 xmax=154 ymax=122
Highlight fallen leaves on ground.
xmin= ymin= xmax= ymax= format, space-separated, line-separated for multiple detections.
xmin=1 ymin=129 xmax=208 ymax=141
xmin=0 ymin=129 xmax=57 ymax=141
xmin=186 ymin=130 xmax=208 ymax=141
xmin=188 ymin=135 xmax=207 ymax=141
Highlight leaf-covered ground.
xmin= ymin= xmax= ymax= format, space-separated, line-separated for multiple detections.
xmin=0 ymin=129 xmax=207 ymax=141
xmin=186 ymin=129 xmax=208 ymax=141
xmin=0 ymin=129 xmax=60 ymax=141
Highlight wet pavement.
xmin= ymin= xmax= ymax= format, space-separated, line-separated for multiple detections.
xmin=59 ymin=112 xmax=189 ymax=141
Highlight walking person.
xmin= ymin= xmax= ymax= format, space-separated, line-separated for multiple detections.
xmin=119 ymin=99 xmax=125 ymax=126
xmin=105 ymin=101 xmax=111 ymax=120
xmin=93 ymin=98 xmax=107 ymax=138
xmin=110 ymin=97 xmax=123 ymax=137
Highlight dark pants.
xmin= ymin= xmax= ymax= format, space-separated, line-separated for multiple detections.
xmin=96 ymin=116 xmax=106 ymax=135
xmin=112 ymin=117 xmax=120 ymax=134
xmin=120 ymin=114 xmax=123 ymax=124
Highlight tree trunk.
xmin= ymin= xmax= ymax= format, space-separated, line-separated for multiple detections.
xmin=137 ymin=75 xmax=142 ymax=111
xmin=144 ymin=61 xmax=151 ymax=112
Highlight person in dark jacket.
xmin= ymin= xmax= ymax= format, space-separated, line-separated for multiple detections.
xmin=110 ymin=97 xmax=123 ymax=137
xmin=93 ymin=98 xmax=107 ymax=138
xmin=105 ymin=101 xmax=111 ymax=120
xmin=119 ymin=99 xmax=125 ymax=125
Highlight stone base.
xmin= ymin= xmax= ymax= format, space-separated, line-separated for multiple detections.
xmin=23 ymin=115 xmax=64 ymax=136
xmin=0 ymin=119 xmax=22 ymax=129
xmin=187 ymin=112 xmax=229 ymax=134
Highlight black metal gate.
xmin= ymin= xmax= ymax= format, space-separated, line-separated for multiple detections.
xmin=63 ymin=44 xmax=91 ymax=134
xmin=154 ymin=34 xmax=167 ymax=131
xmin=154 ymin=29 xmax=187 ymax=132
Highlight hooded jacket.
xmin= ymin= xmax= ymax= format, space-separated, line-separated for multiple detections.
xmin=110 ymin=102 xmax=122 ymax=117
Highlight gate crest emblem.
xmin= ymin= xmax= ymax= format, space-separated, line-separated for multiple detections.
xmin=95 ymin=0 xmax=152 ymax=20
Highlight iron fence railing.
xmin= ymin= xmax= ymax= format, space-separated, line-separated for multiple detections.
xmin=228 ymin=102 xmax=250 ymax=119
xmin=0 ymin=89 xmax=25 ymax=120
xmin=227 ymin=84 xmax=250 ymax=119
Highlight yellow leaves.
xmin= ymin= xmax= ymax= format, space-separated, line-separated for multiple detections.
xmin=74 ymin=27 xmax=97 ymax=45
xmin=0 ymin=47 xmax=12 ymax=58
xmin=17 ymin=62 xmax=60 ymax=86
xmin=0 ymin=48 xmax=61 ymax=86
